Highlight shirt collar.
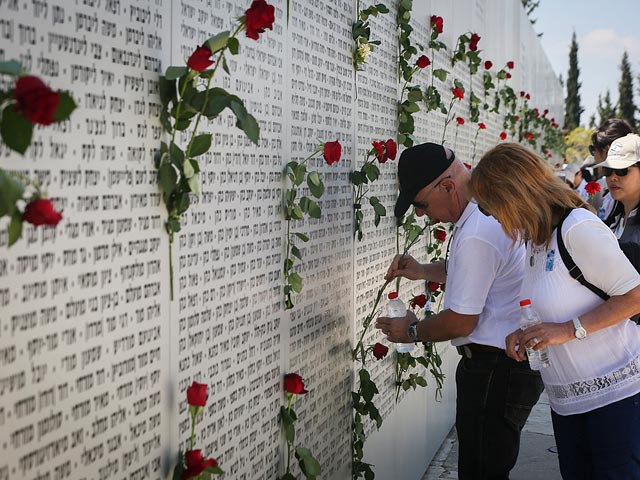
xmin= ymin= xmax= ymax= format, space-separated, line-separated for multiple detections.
xmin=454 ymin=201 xmax=477 ymax=229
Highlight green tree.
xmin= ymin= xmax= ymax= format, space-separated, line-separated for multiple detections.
xmin=596 ymin=89 xmax=616 ymax=126
xmin=618 ymin=51 xmax=636 ymax=129
xmin=564 ymin=32 xmax=583 ymax=130
xmin=588 ymin=114 xmax=596 ymax=129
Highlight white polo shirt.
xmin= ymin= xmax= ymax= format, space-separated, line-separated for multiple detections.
xmin=445 ymin=201 xmax=526 ymax=349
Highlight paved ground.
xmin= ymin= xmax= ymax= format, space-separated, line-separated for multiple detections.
xmin=422 ymin=392 xmax=562 ymax=479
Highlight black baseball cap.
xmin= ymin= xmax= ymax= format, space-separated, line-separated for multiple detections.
xmin=394 ymin=143 xmax=455 ymax=217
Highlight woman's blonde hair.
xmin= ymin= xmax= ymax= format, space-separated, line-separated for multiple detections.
xmin=469 ymin=143 xmax=592 ymax=245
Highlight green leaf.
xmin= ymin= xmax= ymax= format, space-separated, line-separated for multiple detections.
xmin=407 ymin=88 xmax=422 ymax=102
xmin=222 ymin=57 xmax=230 ymax=75
xmin=54 ymin=92 xmax=76 ymax=121
xmin=229 ymin=98 xmax=248 ymax=122
xmin=403 ymin=101 xmax=420 ymax=113
xmin=288 ymin=272 xmax=303 ymax=293
xmin=204 ymin=466 xmax=224 ymax=475
xmin=158 ymin=163 xmax=178 ymax=194
xmin=228 ymin=37 xmax=239 ymax=55
xmin=296 ymin=447 xmax=321 ymax=477
xmin=165 ymin=66 xmax=188 ymax=80
xmin=176 ymin=193 xmax=190 ymax=214
xmin=239 ymin=113 xmax=260 ymax=145
xmin=205 ymin=31 xmax=230 ymax=54
xmin=189 ymin=134 xmax=211 ymax=157
xmin=0 ymin=170 xmax=25 ymax=218
xmin=433 ymin=68 xmax=448 ymax=82
xmin=294 ymin=232 xmax=309 ymax=242
xmin=1 ymin=106 xmax=32 ymax=154
xmin=290 ymin=205 xmax=304 ymax=220
xmin=280 ymin=406 xmax=296 ymax=444
xmin=371 ymin=199 xmax=386 ymax=217
xmin=183 ymin=158 xmax=196 ymax=178
xmin=187 ymin=175 xmax=199 ymax=195
xmin=291 ymin=245 xmax=302 ymax=260
xmin=204 ymin=93 xmax=230 ymax=119
xmin=362 ymin=163 xmax=379 ymax=182
xmin=0 ymin=60 xmax=22 ymax=75
xmin=7 ymin=211 xmax=22 ymax=247
xmin=307 ymin=200 xmax=321 ymax=219
xmin=307 ymin=172 xmax=324 ymax=198
xmin=159 ymin=76 xmax=177 ymax=106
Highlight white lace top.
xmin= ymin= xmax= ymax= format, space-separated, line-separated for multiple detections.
xmin=522 ymin=208 xmax=640 ymax=415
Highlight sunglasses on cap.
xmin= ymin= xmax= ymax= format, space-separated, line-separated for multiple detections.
xmin=602 ymin=162 xmax=640 ymax=177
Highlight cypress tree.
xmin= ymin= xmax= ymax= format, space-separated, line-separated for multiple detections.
xmin=618 ymin=51 xmax=636 ymax=129
xmin=564 ymin=32 xmax=583 ymax=130
xmin=596 ymin=89 xmax=616 ymax=126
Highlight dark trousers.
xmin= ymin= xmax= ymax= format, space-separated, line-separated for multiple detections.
xmin=551 ymin=391 xmax=640 ymax=479
xmin=456 ymin=352 xmax=544 ymax=479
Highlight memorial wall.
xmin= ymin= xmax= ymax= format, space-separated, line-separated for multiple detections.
xmin=0 ymin=0 xmax=562 ymax=479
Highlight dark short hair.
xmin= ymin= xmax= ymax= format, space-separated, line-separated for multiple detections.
xmin=592 ymin=118 xmax=634 ymax=151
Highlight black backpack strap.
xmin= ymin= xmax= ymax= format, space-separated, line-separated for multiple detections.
xmin=556 ymin=209 xmax=610 ymax=301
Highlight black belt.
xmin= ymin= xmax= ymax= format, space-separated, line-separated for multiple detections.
xmin=456 ymin=343 xmax=505 ymax=359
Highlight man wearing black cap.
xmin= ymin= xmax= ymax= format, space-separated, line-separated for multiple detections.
xmin=376 ymin=143 xmax=543 ymax=479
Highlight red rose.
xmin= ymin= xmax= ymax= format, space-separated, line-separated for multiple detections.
xmin=478 ymin=122 xmax=486 ymax=130
xmin=520 ymin=91 xmax=525 ymax=97
xmin=385 ymin=139 xmax=397 ymax=161
xmin=525 ymin=132 xmax=535 ymax=141
xmin=507 ymin=61 xmax=514 ymax=69
xmin=181 ymin=450 xmax=218 ymax=480
xmin=284 ymin=373 xmax=308 ymax=394
xmin=186 ymin=381 xmax=208 ymax=407
xmin=525 ymin=93 xmax=530 ymax=100
xmin=543 ymin=109 xmax=549 ymax=117
xmin=244 ymin=0 xmax=275 ymax=40
xmin=515 ymin=115 xmax=521 ymax=121
xmin=506 ymin=72 xmax=512 ymax=79
xmin=585 ymin=182 xmax=601 ymax=196
xmin=372 ymin=343 xmax=389 ymax=360
xmin=456 ymin=117 xmax=464 ymax=125
xmin=410 ymin=294 xmax=427 ymax=309
xmin=323 ymin=140 xmax=341 ymax=165
xmin=14 ymin=75 xmax=60 ymax=126
xmin=484 ymin=60 xmax=493 ymax=70
xmin=187 ymin=45 xmax=214 ymax=72
xmin=372 ymin=141 xmax=385 ymax=161
xmin=23 ymin=198 xmax=63 ymax=226
xmin=435 ymin=229 xmax=446 ymax=242
xmin=452 ymin=87 xmax=464 ymax=100
xmin=416 ymin=55 xmax=431 ymax=69
xmin=431 ymin=15 xmax=444 ymax=34
xmin=534 ymin=108 xmax=539 ymax=117
xmin=428 ymin=281 xmax=440 ymax=292
xmin=469 ymin=33 xmax=481 ymax=51
xmin=500 ymin=132 xmax=507 ymax=141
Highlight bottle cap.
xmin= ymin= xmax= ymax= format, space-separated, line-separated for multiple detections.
xmin=519 ymin=299 xmax=531 ymax=307
xmin=388 ymin=292 xmax=398 ymax=299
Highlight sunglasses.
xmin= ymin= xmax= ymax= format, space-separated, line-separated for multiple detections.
xmin=588 ymin=145 xmax=596 ymax=155
xmin=602 ymin=163 xmax=640 ymax=177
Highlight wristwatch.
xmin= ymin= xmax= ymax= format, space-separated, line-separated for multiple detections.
xmin=407 ymin=321 xmax=419 ymax=342
xmin=572 ymin=317 xmax=587 ymax=340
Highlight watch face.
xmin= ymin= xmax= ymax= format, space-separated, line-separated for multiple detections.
xmin=575 ymin=327 xmax=587 ymax=339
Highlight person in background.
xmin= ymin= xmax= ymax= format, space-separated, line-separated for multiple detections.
xmin=375 ymin=143 xmax=543 ymax=479
xmin=591 ymin=118 xmax=635 ymax=219
xmin=600 ymin=133 xmax=640 ymax=244
xmin=564 ymin=163 xmax=588 ymax=200
xmin=470 ymin=142 xmax=640 ymax=479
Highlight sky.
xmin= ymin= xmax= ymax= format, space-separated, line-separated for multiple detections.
xmin=532 ymin=0 xmax=640 ymax=128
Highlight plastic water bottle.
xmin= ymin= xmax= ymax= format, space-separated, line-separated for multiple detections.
xmin=519 ymin=299 xmax=550 ymax=369
xmin=387 ymin=292 xmax=414 ymax=353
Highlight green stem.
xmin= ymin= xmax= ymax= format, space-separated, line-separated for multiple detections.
xmin=441 ymin=97 xmax=457 ymax=144
xmin=352 ymin=278 xmax=393 ymax=362
xmin=189 ymin=410 xmax=196 ymax=451
xmin=286 ymin=395 xmax=294 ymax=474
xmin=169 ymin=232 xmax=174 ymax=301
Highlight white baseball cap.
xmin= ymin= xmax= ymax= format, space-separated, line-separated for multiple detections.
xmin=601 ymin=133 xmax=640 ymax=169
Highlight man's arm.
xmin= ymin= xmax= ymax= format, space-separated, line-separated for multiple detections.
xmin=375 ymin=309 xmax=479 ymax=343
xmin=384 ymin=255 xmax=447 ymax=283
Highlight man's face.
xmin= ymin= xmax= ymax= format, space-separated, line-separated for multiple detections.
xmin=411 ymin=175 xmax=452 ymax=220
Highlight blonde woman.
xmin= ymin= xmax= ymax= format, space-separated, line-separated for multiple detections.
xmin=469 ymin=143 xmax=640 ymax=479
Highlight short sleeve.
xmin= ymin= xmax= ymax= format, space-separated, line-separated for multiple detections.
xmin=446 ymin=237 xmax=502 ymax=315
xmin=564 ymin=218 xmax=640 ymax=296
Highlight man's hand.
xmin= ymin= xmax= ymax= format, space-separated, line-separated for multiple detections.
xmin=384 ymin=254 xmax=426 ymax=281
xmin=375 ymin=310 xmax=419 ymax=343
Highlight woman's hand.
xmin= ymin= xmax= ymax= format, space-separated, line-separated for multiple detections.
xmin=375 ymin=310 xmax=419 ymax=343
xmin=505 ymin=322 xmax=574 ymax=362
xmin=384 ymin=254 xmax=426 ymax=281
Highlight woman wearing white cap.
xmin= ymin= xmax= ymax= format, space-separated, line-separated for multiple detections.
xmin=600 ymin=133 xmax=640 ymax=243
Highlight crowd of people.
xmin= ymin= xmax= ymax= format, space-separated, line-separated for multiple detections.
xmin=375 ymin=119 xmax=640 ymax=479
